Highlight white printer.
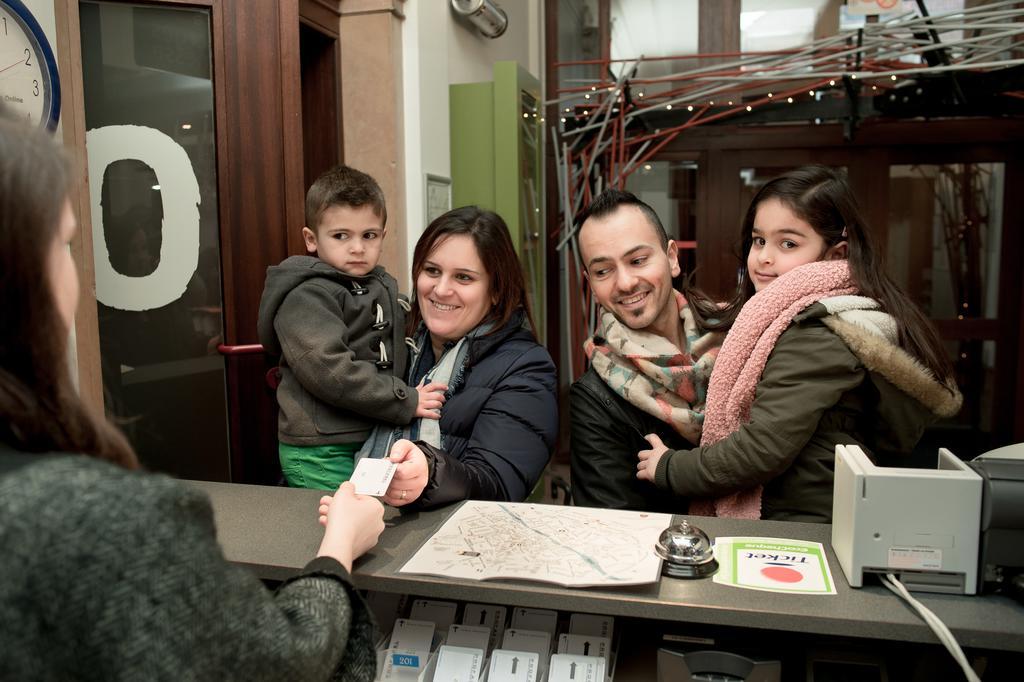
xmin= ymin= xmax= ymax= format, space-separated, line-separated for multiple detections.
xmin=831 ymin=444 xmax=982 ymax=595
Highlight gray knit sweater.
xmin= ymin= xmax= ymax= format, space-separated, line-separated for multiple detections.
xmin=0 ymin=450 xmax=377 ymax=681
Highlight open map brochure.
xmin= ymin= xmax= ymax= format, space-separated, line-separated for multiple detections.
xmin=399 ymin=501 xmax=672 ymax=587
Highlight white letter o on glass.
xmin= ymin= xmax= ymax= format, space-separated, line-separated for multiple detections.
xmin=87 ymin=125 xmax=201 ymax=312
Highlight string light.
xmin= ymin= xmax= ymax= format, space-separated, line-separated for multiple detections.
xmin=591 ymin=86 xmax=597 ymax=91
xmin=687 ymin=105 xmax=693 ymax=111
xmin=523 ymin=113 xmax=529 ymax=118
xmin=787 ymin=97 xmax=794 ymax=103
xmin=767 ymin=92 xmax=773 ymax=98
xmin=638 ymin=91 xmax=645 ymax=98
xmin=809 ymin=90 xmax=815 ymax=96
xmin=709 ymin=100 xmax=714 ymax=105
xmin=727 ymin=101 xmax=733 ymax=106
xmin=584 ymin=93 xmax=591 ymax=99
xmin=560 ymin=117 xmax=566 ymax=123
xmin=666 ymin=104 xmax=672 ymax=110
xmin=746 ymin=105 xmax=752 ymax=111
xmin=890 ymin=75 xmax=897 ymax=81
xmin=829 ymin=80 xmax=835 ymax=86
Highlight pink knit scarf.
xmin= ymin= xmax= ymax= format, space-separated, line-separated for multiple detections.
xmin=688 ymin=260 xmax=856 ymax=519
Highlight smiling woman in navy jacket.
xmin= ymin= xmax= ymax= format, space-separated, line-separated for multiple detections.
xmin=365 ymin=207 xmax=558 ymax=510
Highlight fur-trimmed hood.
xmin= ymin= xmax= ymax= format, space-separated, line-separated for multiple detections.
xmin=804 ymin=296 xmax=962 ymax=418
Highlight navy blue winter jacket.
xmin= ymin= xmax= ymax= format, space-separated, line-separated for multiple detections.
xmin=406 ymin=310 xmax=558 ymax=509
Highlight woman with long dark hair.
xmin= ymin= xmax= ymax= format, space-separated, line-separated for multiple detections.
xmin=0 ymin=116 xmax=384 ymax=680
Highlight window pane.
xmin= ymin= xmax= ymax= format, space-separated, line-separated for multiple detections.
xmin=626 ymin=160 xmax=699 ymax=275
xmin=887 ymin=163 xmax=1003 ymax=319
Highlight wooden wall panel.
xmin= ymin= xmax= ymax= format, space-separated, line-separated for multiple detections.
xmin=217 ymin=0 xmax=303 ymax=483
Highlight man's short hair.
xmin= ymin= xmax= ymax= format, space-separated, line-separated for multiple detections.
xmin=576 ymin=189 xmax=669 ymax=248
xmin=305 ymin=165 xmax=387 ymax=231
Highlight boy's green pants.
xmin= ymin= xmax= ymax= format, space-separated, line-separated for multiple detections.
xmin=278 ymin=442 xmax=358 ymax=491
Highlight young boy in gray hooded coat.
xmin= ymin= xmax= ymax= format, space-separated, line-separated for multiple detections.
xmin=258 ymin=166 xmax=445 ymax=490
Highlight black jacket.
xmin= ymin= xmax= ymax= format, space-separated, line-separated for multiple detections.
xmin=407 ymin=311 xmax=558 ymax=510
xmin=569 ymin=366 xmax=692 ymax=513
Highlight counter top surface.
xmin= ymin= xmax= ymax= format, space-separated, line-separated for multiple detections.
xmin=188 ymin=480 xmax=1024 ymax=652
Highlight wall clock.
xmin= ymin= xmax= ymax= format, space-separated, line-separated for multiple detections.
xmin=0 ymin=0 xmax=60 ymax=130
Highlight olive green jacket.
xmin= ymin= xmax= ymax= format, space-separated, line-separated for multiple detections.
xmin=653 ymin=302 xmax=962 ymax=523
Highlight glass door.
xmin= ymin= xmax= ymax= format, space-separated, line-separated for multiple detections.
xmin=80 ymin=1 xmax=229 ymax=480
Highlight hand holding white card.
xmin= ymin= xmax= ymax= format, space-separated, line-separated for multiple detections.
xmin=350 ymin=457 xmax=397 ymax=496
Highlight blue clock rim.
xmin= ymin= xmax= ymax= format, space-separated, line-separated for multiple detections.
xmin=2 ymin=0 xmax=61 ymax=131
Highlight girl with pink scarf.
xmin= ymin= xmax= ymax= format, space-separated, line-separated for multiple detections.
xmin=636 ymin=166 xmax=961 ymax=522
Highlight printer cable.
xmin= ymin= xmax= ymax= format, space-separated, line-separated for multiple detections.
xmin=880 ymin=572 xmax=981 ymax=682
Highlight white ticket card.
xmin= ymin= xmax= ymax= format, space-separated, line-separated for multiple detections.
xmin=510 ymin=607 xmax=558 ymax=635
xmin=408 ymin=599 xmax=458 ymax=631
xmin=568 ymin=613 xmax=614 ymax=640
xmin=432 ymin=645 xmax=484 ymax=682
xmin=380 ymin=649 xmax=427 ymax=679
xmin=387 ymin=618 xmax=435 ymax=653
xmin=462 ymin=603 xmax=507 ymax=652
xmin=557 ymin=633 xmax=610 ymax=664
xmin=487 ymin=649 xmax=539 ymax=682
xmin=446 ymin=624 xmax=492 ymax=653
xmin=501 ymin=629 xmax=552 ymax=660
xmin=547 ymin=654 xmax=606 ymax=682
xmin=350 ymin=457 xmax=397 ymax=497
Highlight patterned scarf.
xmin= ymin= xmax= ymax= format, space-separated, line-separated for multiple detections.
xmin=689 ymin=260 xmax=857 ymax=519
xmin=584 ymin=292 xmax=722 ymax=444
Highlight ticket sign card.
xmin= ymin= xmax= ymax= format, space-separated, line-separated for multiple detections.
xmin=567 ymin=613 xmax=614 ymax=640
xmin=557 ymin=633 xmax=610 ymax=664
xmin=409 ymin=599 xmax=459 ymax=631
xmin=388 ymin=618 xmax=435 ymax=653
xmin=432 ymin=645 xmax=484 ymax=682
xmin=488 ymin=649 xmax=539 ymax=682
xmin=462 ymin=603 xmax=507 ymax=653
xmin=712 ymin=537 xmax=837 ymax=594
xmin=350 ymin=457 xmax=397 ymax=497
xmin=548 ymin=654 xmax=606 ymax=682
xmin=510 ymin=607 xmax=558 ymax=635
xmin=501 ymin=629 xmax=552 ymax=662
xmin=447 ymin=624 xmax=492 ymax=653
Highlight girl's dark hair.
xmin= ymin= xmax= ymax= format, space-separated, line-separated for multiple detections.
xmin=0 ymin=117 xmax=137 ymax=468
xmin=685 ymin=165 xmax=954 ymax=384
xmin=408 ymin=206 xmax=535 ymax=338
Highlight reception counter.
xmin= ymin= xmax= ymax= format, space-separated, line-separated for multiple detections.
xmin=189 ymin=480 xmax=1024 ymax=656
